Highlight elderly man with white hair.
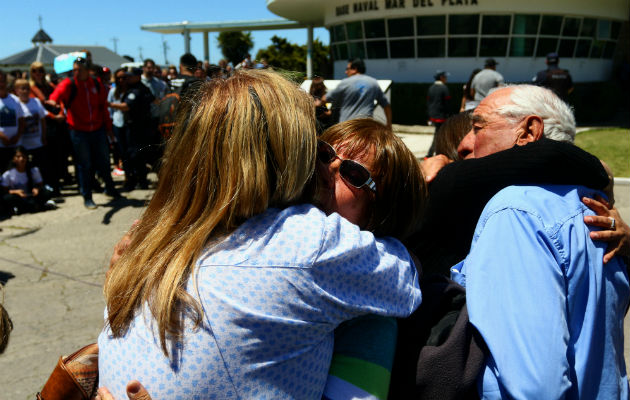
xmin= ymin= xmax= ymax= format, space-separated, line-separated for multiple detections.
xmin=446 ymin=85 xmax=629 ymax=399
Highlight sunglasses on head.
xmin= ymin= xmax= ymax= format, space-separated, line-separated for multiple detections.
xmin=317 ymin=140 xmax=376 ymax=192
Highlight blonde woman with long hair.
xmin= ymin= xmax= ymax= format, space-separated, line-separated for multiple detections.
xmin=98 ymin=70 xmax=421 ymax=399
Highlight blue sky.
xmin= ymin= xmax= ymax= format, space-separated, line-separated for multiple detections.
xmin=1 ymin=0 xmax=329 ymax=65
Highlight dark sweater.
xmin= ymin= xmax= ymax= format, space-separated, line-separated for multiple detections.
xmin=406 ymin=138 xmax=609 ymax=277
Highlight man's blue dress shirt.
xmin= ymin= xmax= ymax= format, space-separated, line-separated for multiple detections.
xmin=452 ymin=185 xmax=629 ymax=399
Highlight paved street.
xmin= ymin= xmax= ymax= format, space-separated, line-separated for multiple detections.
xmin=0 ymin=130 xmax=628 ymax=399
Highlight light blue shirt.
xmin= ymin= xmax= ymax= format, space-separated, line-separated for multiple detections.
xmin=99 ymin=204 xmax=421 ymax=399
xmin=107 ymin=87 xmax=125 ymax=128
xmin=451 ymin=184 xmax=629 ymax=399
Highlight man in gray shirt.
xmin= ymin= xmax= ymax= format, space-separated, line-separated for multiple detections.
xmin=471 ymin=58 xmax=504 ymax=103
xmin=327 ymin=59 xmax=392 ymax=127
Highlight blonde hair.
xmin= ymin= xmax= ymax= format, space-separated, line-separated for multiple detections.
xmin=320 ymin=118 xmax=427 ymax=240
xmin=13 ymin=78 xmax=29 ymax=90
xmin=104 ymin=69 xmax=317 ymax=356
xmin=29 ymin=62 xmax=45 ymax=86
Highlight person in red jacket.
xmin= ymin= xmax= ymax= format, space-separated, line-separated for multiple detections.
xmin=48 ymin=57 xmax=121 ymax=209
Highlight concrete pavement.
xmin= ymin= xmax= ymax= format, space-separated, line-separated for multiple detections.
xmin=0 ymin=129 xmax=628 ymax=399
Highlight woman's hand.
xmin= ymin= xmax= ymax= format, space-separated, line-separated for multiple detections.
xmin=31 ymin=187 xmax=39 ymax=197
xmin=583 ymin=195 xmax=630 ymax=264
xmin=96 ymin=381 xmax=152 ymax=400
xmin=420 ymin=155 xmax=452 ymax=183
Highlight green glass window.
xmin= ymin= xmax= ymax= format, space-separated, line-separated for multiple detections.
xmin=448 ymin=37 xmax=477 ymax=57
xmin=510 ymin=37 xmax=535 ymax=56
xmin=536 ymin=38 xmax=558 ymax=57
xmin=597 ymin=20 xmax=611 ymax=40
xmin=364 ymin=19 xmax=386 ymax=38
xmin=575 ymin=39 xmax=591 ymax=57
xmin=417 ymin=15 xmax=446 ymax=36
xmin=388 ymin=18 xmax=414 ymax=37
xmin=417 ymin=38 xmax=445 ymax=57
xmin=540 ymin=16 xmax=562 ymax=35
xmin=562 ymin=18 xmax=580 ymax=37
xmin=482 ymin=15 xmax=511 ymax=35
xmin=558 ymin=39 xmax=576 ymax=57
xmin=590 ymin=40 xmax=604 ymax=58
xmin=390 ymin=39 xmax=415 ymax=58
xmin=580 ymin=18 xmax=596 ymax=37
xmin=346 ymin=21 xmax=363 ymax=40
xmin=366 ymin=41 xmax=388 ymax=59
xmin=611 ymin=22 xmax=621 ymax=40
xmin=337 ymin=43 xmax=349 ymax=60
xmin=512 ymin=14 xmax=539 ymax=35
xmin=333 ymin=25 xmax=346 ymax=42
xmin=449 ymin=15 xmax=479 ymax=35
xmin=479 ymin=38 xmax=508 ymax=57
xmin=603 ymin=41 xmax=616 ymax=59
xmin=348 ymin=42 xmax=365 ymax=59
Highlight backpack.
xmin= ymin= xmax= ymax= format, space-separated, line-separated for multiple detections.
xmin=66 ymin=77 xmax=101 ymax=109
xmin=154 ymin=93 xmax=180 ymax=140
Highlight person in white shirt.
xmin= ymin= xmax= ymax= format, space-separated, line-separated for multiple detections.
xmin=1 ymin=146 xmax=55 ymax=215
xmin=0 ymin=71 xmax=25 ymax=172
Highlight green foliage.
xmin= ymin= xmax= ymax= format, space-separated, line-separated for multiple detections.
xmin=255 ymin=36 xmax=332 ymax=78
xmin=575 ymin=128 xmax=630 ymax=177
xmin=217 ymin=31 xmax=253 ymax=66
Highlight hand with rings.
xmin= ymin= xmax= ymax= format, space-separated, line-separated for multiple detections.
xmin=583 ymin=195 xmax=630 ymax=264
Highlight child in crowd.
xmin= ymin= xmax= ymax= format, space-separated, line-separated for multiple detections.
xmin=14 ymin=79 xmax=47 ymax=177
xmin=1 ymin=146 xmax=55 ymax=215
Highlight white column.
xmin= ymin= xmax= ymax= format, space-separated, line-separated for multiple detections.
xmin=203 ymin=31 xmax=209 ymax=62
xmin=184 ymin=29 xmax=191 ymax=54
xmin=306 ymin=25 xmax=314 ymax=78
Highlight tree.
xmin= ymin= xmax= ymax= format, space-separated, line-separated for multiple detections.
xmin=256 ymin=36 xmax=332 ymax=78
xmin=217 ymin=31 xmax=253 ymax=66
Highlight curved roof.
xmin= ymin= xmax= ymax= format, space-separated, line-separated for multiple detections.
xmin=266 ymin=0 xmax=325 ymax=25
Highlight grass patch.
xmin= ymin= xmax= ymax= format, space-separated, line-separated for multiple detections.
xmin=574 ymin=128 xmax=630 ymax=178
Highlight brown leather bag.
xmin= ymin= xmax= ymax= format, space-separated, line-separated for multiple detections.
xmin=36 ymin=343 xmax=99 ymax=400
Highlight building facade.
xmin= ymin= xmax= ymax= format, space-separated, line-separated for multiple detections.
xmin=268 ymin=0 xmax=629 ymax=82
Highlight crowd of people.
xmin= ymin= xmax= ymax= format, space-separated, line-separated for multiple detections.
xmin=0 ymin=51 xmax=628 ymax=400
xmin=0 ymin=50 xmax=254 ymax=215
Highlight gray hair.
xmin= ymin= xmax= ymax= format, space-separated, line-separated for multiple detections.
xmin=496 ymin=84 xmax=575 ymax=142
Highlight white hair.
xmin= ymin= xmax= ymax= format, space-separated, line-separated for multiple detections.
xmin=496 ymin=84 xmax=576 ymax=142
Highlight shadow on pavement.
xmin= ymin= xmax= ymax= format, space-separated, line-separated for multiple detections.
xmin=101 ymin=198 xmax=148 ymax=225
xmin=0 ymin=271 xmax=15 ymax=285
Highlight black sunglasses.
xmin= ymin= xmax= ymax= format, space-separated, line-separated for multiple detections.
xmin=317 ymin=140 xmax=376 ymax=192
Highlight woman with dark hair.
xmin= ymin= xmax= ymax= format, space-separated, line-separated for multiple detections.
xmin=460 ymin=68 xmax=481 ymax=112
xmin=434 ymin=111 xmax=473 ymax=161
xmin=1 ymin=146 xmax=55 ymax=214
xmin=107 ymin=68 xmax=128 ymax=178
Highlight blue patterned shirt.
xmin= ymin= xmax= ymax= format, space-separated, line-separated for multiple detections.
xmin=99 ymin=204 xmax=421 ymax=399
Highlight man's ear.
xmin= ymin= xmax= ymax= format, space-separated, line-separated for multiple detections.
xmin=516 ymin=115 xmax=544 ymax=145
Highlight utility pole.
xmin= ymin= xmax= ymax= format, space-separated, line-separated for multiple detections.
xmin=138 ymin=46 xmax=144 ymax=62
xmin=162 ymin=36 xmax=170 ymax=65
xmin=111 ymin=37 xmax=119 ymax=54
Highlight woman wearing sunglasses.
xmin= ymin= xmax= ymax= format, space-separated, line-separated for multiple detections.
xmin=98 ymin=70 xmax=425 ymax=400
xmin=314 ymin=118 xmax=425 ymax=400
